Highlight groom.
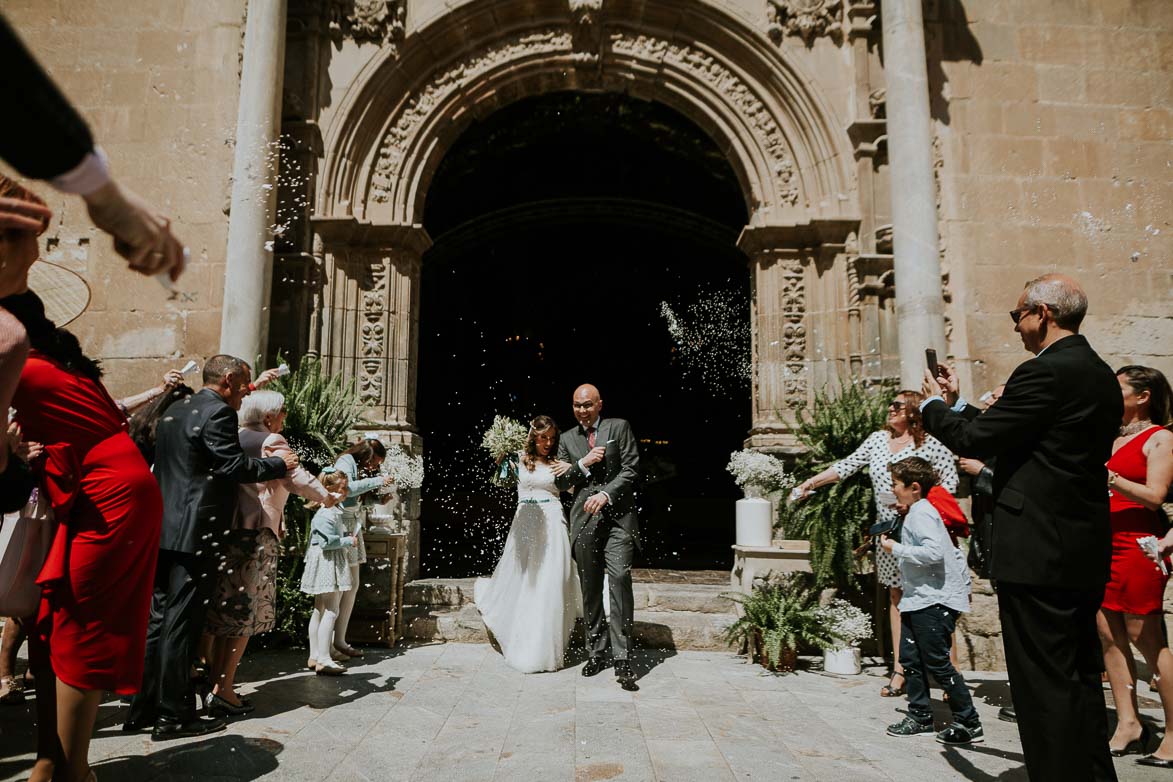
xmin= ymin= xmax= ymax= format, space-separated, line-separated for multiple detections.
xmin=557 ymin=384 xmax=641 ymax=691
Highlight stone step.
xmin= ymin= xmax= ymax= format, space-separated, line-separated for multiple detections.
xmin=403 ymin=604 xmax=735 ymax=652
xmin=404 ymin=578 xmax=738 ymax=615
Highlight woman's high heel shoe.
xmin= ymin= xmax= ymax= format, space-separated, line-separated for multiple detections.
xmin=1111 ymin=724 xmax=1151 ymax=757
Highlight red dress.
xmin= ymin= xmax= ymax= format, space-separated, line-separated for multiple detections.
xmin=1102 ymin=426 xmax=1168 ymax=615
xmin=13 ymin=351 xmax=162 ymax=694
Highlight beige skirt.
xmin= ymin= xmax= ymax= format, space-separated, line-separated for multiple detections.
xmin=204 ymin=528 xmax=280 ymax=637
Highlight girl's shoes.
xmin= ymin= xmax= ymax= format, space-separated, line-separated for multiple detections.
xmin=306 ymin=658 xmax=318 ymax=671
xmin=335 ymin=644 xmax=364 ymax=659
xmin=332 ymin=649 xmax=351 ymax=662
xmin=315 ymin=661 xmax=346 ymax=676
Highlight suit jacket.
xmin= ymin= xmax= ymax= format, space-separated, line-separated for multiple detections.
xmin=154 ymin=388 xmax=288 ymax=554
xmin=234 ymin=426 xmax=331 ymax=538
xmin=921 ymin=335 xmax=1121 ymax=588
xmin=556 ymin=418 xmax=640 ymax=547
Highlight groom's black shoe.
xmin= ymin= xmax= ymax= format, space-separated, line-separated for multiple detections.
xmin=615 ymin=661 xmax=639 ymax=692
xmin=581 ymin=658 xmax=610 ymax=677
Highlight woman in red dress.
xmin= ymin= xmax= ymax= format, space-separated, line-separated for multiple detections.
xmin=1 ymin=176 xmax=161 ymax=782
xmin=1097 ymin=365 xmax=1173 ymax=765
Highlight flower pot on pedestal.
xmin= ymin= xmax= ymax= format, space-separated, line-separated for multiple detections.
xmin=823 ymin=646 xmax=862 ymax=675
xmin=735 ymin=496 xmax=773 ymax=547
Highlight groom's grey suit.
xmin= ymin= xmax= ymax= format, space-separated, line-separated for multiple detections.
xmin=557 ymin=418 xmax=640 ymax=661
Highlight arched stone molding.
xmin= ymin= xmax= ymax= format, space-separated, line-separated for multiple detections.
xmin=317 ymin=0 xmax=856 ymax=229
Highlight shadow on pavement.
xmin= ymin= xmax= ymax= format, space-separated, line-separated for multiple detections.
xmin=92 ymin=734 xmax=283 ymax=781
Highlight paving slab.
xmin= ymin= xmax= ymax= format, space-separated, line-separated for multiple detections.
xmin=1 ymin=643 xmax=1170 ymax=781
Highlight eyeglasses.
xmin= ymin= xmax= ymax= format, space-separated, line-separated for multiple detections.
xmin=1010 ymin=303 xmax=1051 ymax=324
xmin=572 ymin=402 xmax=596 ymax=410
xmin=888 ymin=401 xmax=907 ymax=411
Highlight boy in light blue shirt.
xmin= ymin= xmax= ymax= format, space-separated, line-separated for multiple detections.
xmin=880 ymin=456 xmax=982 ymax=745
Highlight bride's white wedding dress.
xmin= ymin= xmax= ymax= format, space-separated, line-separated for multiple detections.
xmin=475 ymin=455 xmax=581 ymax=673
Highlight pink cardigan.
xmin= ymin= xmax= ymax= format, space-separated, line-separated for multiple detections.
xmin=235 ymin=425 xmax=331 ymax=537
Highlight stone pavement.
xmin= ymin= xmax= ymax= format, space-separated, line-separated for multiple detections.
xmin=0 ymin=643 xmax=1168 ymax=781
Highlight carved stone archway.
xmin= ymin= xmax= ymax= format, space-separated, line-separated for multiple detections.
xmin=287 ymin=0 xmax=881 ymax=574
xmin=312 ymin=0 xmax=859 ymax=438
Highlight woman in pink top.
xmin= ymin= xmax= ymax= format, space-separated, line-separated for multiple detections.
xmin=201 ymin=390 xmax=335 ymax=714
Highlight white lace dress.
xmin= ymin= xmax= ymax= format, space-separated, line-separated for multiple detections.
xmin=474 ymin=456 xmax=582 ymax=673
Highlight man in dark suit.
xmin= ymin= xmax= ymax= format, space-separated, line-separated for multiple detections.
xmin=125 ymin=355 xmax=295 ymax=740
xmin=920 ymin=274 xmax=1121 ymax=781
xmin=556 ymin=384 xmax=641 ymax=690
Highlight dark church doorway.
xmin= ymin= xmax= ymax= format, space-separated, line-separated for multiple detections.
xmin=417 ymin=92 xmax=752 ymax=577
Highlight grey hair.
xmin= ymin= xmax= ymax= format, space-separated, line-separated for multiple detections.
xmin=1022 ymin=275 xmax=1087 ymax=330
xmin=239 ymin=390 xmax=285 ymax=426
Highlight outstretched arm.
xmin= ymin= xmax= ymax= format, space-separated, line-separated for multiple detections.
xmin=204 ymin=406 xmax=287 ymax=482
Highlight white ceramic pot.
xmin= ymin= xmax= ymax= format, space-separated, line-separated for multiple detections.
xmin=823 ymin=646 xmax=862 ymax=675
xmin=735 ymin=498 xmax=774 ymax=547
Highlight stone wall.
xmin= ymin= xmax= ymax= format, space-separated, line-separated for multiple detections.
xmin=930 ymin=0 xmax=1172 ymax=397
xmin=0 ymin=0 xmax=245 ymax=397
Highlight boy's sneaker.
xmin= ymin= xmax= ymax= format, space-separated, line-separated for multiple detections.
xmin=936 ymin=719 xmax=984 ymax=745
xmin=887 ymin=715 xmax=934 ymax=737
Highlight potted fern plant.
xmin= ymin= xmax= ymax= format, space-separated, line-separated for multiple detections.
xmin=723 ymin=574 xmax=840 ymax=672
xmin=776 ymin=379 xmax=896 ymax=589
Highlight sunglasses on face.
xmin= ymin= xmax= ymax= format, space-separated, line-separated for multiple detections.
xmin=1010 ymin=303 xmax=1050 ymax=324
xmin=889 ymin=401 xmax=907 ymax=411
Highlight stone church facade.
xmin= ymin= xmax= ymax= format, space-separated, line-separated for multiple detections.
xmin=3 ymin=1 xmax=1170 ymax=592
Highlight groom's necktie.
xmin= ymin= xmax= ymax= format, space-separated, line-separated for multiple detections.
xmin=586 ymin=426 xmax=596 ymax=449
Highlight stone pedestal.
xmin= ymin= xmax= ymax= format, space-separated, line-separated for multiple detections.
xmin=349 ymin=528 xmax=406 ymax=647
xmin=730 ymin=541 xmax=813 ymax=594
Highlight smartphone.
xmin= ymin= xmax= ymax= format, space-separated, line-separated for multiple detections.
xmin=925 ymin=348 xmax=939 ymax=379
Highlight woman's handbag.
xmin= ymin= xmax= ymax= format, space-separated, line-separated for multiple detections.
xmin=0 ymin=487 xmax=54 ymax=617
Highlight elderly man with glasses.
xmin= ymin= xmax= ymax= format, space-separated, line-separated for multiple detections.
xmin=920 ymin=274 xmax=1123 ymax=782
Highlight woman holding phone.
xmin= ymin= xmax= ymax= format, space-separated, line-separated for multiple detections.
xmin=793 ymin=389 xmax=958 ymax=697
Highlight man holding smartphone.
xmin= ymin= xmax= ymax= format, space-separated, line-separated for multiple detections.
xmin=919 ymin=274 xmax=1121 ymax=782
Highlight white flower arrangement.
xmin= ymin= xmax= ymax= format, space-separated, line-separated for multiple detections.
xmin=481 ymin=415 xmax=527 ymax=461
xmin=482 ymin=415 xmax=528 ymax=487
xmin=726 ymin=449 xmax=794 ymax=496
xmin=818 ymin=599 xmax=873 ymax=651
xmin=380 ymin=444 xmax=425 ymax=490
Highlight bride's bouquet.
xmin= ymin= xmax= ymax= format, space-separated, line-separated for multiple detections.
xmin=482 ymin=415 xmax=527 ymax=487
xmin=379 ymin=444 xmax=425 ymax=491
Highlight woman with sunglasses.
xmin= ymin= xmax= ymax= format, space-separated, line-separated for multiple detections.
xmin=794 ymin=389 xmax=959 ymax=697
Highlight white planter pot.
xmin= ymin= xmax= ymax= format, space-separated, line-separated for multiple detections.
xmin=823 ymin=647 xmax=862 ymax=675
xmin=735 ymin=498 xmax=774 ymax=547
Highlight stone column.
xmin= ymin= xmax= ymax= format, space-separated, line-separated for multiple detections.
xmin=738 ymin=227 xmax=810 ymax=455
xmin=880 ymin=0 xmax=946 ymax=387
xmin=219 ymin=0 xmax=287 ymax=362
xmin=312 ymin=219 xmax=432 ymax=580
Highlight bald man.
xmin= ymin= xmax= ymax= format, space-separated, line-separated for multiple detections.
xmin=556 ymin=384 xmax=640 ymax=690
xmin=921 ymin=274 xmax=1121 ymax=780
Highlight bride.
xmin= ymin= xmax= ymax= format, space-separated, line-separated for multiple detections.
xmin=475 ymin=415 xmax=581 ymax=673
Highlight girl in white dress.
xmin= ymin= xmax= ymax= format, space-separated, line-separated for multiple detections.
xmin=475 ymin=415 xmax=582 ymax=673
xmin=300 ymin=469 xmax=355 ymax=675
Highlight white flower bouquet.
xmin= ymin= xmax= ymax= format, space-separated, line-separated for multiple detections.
xmin=818 ymin=599 xmax=872 ymax=651
xmin=726 ymin=449 xmax=794 ymax=496
xmin=482 ymin=415 xmax=527 ymax=487
xmin=380 ymin=445 xmax=425 ymax=490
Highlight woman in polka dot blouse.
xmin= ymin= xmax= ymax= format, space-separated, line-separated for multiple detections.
xmin=793 ymin=389 xmax=958 ymax=697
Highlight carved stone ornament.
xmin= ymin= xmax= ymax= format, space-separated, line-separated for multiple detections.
xmin=569 ymin=0 xmax=605 ymax=61
xmin=370 ymin=30 xmax=801 ymax=209
xmin=780 ymin=256 xmax=808 ymax=407
xmin=331 ymin=0 xmax=406 ymax=48
xmin=359 ymin=259 xmax=390 ymax=406
xmin=767 ymin=0 xmax=843 ymax=46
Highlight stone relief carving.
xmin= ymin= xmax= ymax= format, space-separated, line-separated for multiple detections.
xmin=609 ymin=33 xmax=800 ymax=205
xmin=779 ymin=256 xmax=808 ymax=406
xmin=868 ymin=88 xmax=886 ymax=119
xmin=359 ymin=258 xmax=390 ymax=406
xmin=568 ymin=0 xmax=605 ymax=62
xmin=767 ymin=0 xmax=843 ymax=46
xmin=331 ymin=0 xmax=406 ymax=48
xmin=370 ymin=29 xmax=801 ymax=209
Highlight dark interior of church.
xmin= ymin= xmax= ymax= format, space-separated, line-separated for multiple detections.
xmin=417 ymin=92 xmax=753 ymax=576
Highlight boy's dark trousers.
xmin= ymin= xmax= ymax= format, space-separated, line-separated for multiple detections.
xmin=899 ymin=604 xmax=977 ymax=724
